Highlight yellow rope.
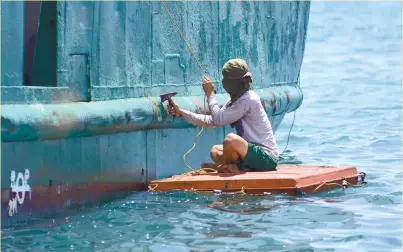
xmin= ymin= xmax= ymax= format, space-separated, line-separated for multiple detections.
xmin=239 ymin=186 xmax=246 ymax=195
xmin=160 ymin=0 xmax=217 ymax=175
xmin=313 ymin=182 xmax=344 ymax=192
xmin=343 ymin=179 xmax=365 ymax=188
xmin=182 ymin=96 xmax=209 ymax=173
xmin=179 ymin=167 xmax=218 ymax=177
xmin=210 ymin=186 xmax=246 ymax=195
xmin=148 ymin=184 xmax=158 ymax=192
xmin=313 ymin=179 xmax=365 ymax=193
xmin=145 ymin=97 xmax=160 ymax=122
xmin=150 ymin=179 xmax=365 ymax=195
xmin=160 ymin=0 xmax=206 ymax=75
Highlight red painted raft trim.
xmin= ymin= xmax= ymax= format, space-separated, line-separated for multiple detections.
xmin=149 ymin=164 xmax=359 ymax=195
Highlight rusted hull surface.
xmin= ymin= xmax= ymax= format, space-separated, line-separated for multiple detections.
xmin=149 ymin=165 xmax=359 ymax=195
xmin=1 ymin=181 xmax=146 ymax=229
xmin=1 ymin=127 xmax=227 ymax=229
xmin=1 ymin=130 xmax=149 ymax=230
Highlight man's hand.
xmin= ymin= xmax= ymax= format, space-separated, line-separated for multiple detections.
xmin=167 ymin=99 xmax=182 ymax=117
xmin=202 ymin=76 xmax=215 ymax=97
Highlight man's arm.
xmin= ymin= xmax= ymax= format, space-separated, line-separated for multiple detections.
xmin=202 ymin=76 xmax=248 ymax=126
xmin=180 ymin=109 xmax=216 ymax=129
xmin=169 ymin=76 xmax=247 ymax=128
xmin=207 ymin=95 xmax=248 ymax=126
xmin=180 ymin=95 xmax=249 ymax=129
xmin=167 ymin=98 xmax=216 ymax=129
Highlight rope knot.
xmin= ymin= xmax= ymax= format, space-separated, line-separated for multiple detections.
xmin=148 ymin=184 xmax=158 ymax=192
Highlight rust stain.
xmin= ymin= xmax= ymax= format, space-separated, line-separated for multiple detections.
xmin=145 ymin=97 xmax=160 ymax=123
xmin=269 ymin=91 xmax=277 ymax=113
xmin=261 ymin=100 xmax=266 ymax=110
xmin=193 ymin=98 xmax=202 ymax=114
xmin=285 ymin=91 xmax=290 ymax=103
xmin=124 ymin=111 xmax=135 ymax=129
xmin=2 ymin=182 xmax=147 ymax=212
xmin=9 ymin=124 xmax=15 ymax=133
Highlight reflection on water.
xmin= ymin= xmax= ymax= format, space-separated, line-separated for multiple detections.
xmin=207 ymin=195 xmax=281 ymax=214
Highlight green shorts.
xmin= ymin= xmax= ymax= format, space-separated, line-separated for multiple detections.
xmin=238 ymin=143 xmax=278 ymax=172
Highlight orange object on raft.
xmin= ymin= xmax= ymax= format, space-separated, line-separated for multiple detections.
xmin=149 ymin=164 xmax=361 ymax=195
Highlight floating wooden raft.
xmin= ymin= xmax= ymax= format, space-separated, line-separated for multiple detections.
xmin=149 ymin=164 xmax=360 ymax=195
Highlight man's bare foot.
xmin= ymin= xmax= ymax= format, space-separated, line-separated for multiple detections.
xmin=201 ymin=163 xmax=226 ymax=173
xmin=220 ymin=164 xmax=241 ymax=173
xmin=201 ymin=163 xmax=246 ymax=173
xmin=201 ymin=163 xmax=220 ymax=169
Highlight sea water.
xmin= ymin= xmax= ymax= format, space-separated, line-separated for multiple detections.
xmin=2 ymin=2 xmax=402 ymax=251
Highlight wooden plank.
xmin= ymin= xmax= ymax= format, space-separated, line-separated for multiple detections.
xmin=149 ymin=164 xmax=359 ymax=195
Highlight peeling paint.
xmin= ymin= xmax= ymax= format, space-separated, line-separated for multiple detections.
xmin=193 ymin=98 xmax=203 ymax=114
xmin=2 ymin=86 xmax=302 ymax=142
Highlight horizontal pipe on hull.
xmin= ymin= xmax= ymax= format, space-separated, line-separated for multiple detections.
xmin=1 ymin=86 xmax=302 ymax=142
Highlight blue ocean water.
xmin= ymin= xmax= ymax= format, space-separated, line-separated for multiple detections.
xmin=2 ymin=2 xmax=402 ymax=251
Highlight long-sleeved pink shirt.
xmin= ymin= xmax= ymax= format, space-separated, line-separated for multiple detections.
xmin=181 ymin=90 xmax=279 ymax=160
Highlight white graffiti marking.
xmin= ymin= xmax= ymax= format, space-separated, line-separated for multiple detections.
xmin=8 ymin=198 xmax=17 ymax=216
xmin=8 ymin=169 xmax=31 ymax=217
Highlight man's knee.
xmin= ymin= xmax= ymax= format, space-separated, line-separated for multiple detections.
xmin=210 ymin=145 xmax=222 ymax=159
xmin=223 ymin=133 xmax=248 ymax=158
xmin=210 ymin=147 xmax=216 ymax=159
xmin=224 ymin=133 xmax=238 ymax=146
xmin=211 ymin=145 xmax=222 ymax=153
xmin=224 ymin=133 xmax=246 ymax=148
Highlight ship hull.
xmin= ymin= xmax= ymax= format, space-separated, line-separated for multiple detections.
xmin=1 ymin=1 xmax=310 ymax=229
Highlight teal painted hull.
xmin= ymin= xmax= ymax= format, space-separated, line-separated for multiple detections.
xmin=1 ymin=1 xmax=310 ymax=229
